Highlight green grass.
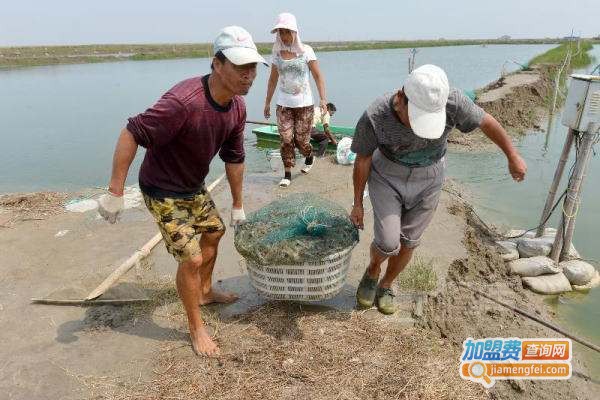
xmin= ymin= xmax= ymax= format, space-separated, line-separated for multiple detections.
xmin=529 ymin=40 xmax=596 ymax=109
xmin=529 ymin=41 xmax=594 ymax=69
xmin=303 ymin=38 xmax=557 ymax=53
xmin=0 ymin=38 xmax=560 ymax=69
xmin=398 ymin=256 xmax=437 ymax=292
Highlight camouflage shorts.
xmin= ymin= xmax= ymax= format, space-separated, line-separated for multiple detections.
xmin=142 ymin=188 xmax=225 ymax=263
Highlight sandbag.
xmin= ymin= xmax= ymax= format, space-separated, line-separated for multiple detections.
xmin=495 ymin=241 xmax=519 ymax=261
xmin=506 ymin=229 xmax=531 ymax=239
xmin=522 ymin=273 xmax=572 ymax=295
xmin=509 ymin=256 xmax=559 ymax=277
xmin=572 ymin=271 xmax=600 ymax=291
xmin=336 ymin=137 xmax=356 ymax=165
xmin=516 ymin=237 xmax=553 ymax=257
xmin=515 ymin=235 xmax=580 ymax=259
xmin=506 ymin=228 xmax=556 ymax=242
xmin=561 ymin=260 xmax=596 ymax=286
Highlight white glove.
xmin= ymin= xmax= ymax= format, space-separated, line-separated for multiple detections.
xmin=97 ymin=190 xmax=124 ymax=224
xmin=230 ymin=207 xmax=246 ymax=227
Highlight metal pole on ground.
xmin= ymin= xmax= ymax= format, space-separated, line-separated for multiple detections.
xmin=536 ymin=128 xmax=574 ymax=237
xmin=457 ymin=282 xmax=600 ymax=353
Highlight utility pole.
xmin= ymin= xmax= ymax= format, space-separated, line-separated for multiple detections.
xmin=536 ymin=128 xmax=574 ymax=237
xmin=541 ymin=74 xmax=600 ymax=262
xmin=408 ymin=48 xmax=417 ymax=74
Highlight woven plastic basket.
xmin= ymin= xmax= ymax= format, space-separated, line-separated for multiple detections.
xmin=245 ymin=245 xmax=355 ymax=301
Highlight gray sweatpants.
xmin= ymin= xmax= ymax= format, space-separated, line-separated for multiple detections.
xmin=368 ymin=149 xmax=446 ymax=256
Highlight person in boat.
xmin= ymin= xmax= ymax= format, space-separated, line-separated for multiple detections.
xmin=97 ymin=26 xmax=267 ymax=356
xmin=311 ymin=102 xmax=338 ymax=157
xmin=263 ymin=12 xmax=329 ymax=187
xmin=350 ymin=64 xmax=527 ymax=314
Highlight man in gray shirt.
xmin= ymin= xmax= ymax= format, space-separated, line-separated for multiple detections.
xmin=350 ymin=64 xmax=527 ymax=314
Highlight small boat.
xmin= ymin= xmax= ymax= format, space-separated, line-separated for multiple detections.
xmin=252 ymin=124 xmax=355 ymax=152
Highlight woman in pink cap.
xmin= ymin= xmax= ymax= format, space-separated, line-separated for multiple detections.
xmin=264 ymin=12 xmax=329 ymax=187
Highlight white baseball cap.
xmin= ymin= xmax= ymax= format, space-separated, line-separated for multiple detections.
xmin=404 ymin=64 xmax=450 ymax=139
xmin=213 ymin=26 xmax=267 ymax=66
xmin=271 ymin=12 xmax=298 ymax=33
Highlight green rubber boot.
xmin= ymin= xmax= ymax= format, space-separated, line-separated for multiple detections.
xmin=376 ymin=287 xmax=397 ymax=315
xmin=356 ymin=271 xmax=378 ymax=308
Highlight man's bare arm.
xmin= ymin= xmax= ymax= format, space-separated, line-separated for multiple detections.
xmin=109 ymin=128 xmax=138 ymax=195
xmin=323 ymin=123 xmax=337 ymax=144
xmin=350 ymin=154 xmax=372 ymax=229
xmin=225 ymin=162 xmax=244 ymax=209
xmin=479 ymin=113 xmax=527 ymax=181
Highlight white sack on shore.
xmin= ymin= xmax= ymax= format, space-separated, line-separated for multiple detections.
xmin=505 ymin=228 xmax=557 ymax=242
xmin=65 ymin=199 xmax=98 ymax=213
xmin=515 ymin=236 xmax=579 ymax=259
xmin=65 ymin=186 xmax=142 ymax=213
xmin=572 ymin=271 xmax=600 ymax=291
xmin=509 ymin=256 xmax=559 ymax=277
xmin=561 ymin=260 xmax=597 ymax=286
xmin=336 ymin=137 xmax=356 ymax=165
xmin=522 ymin=273 xmax=572 ymax=294
xmin=517 ymin=237 xmax=553 ymax=257
xmin=496 ymin=240 xmax=519 ymax=261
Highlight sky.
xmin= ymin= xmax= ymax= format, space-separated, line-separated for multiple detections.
xmin=1 ymin=0 xmax=599 ymax=46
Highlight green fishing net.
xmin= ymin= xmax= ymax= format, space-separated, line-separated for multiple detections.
xmin=234 ymin=193 xmax=359 ymax=265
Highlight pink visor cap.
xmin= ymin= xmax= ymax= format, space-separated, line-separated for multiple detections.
xmin=271 ymin=12 xmax=298 ymax=33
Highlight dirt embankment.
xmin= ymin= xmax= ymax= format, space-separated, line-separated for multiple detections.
xmin=449 ymin=65 xmax=557 ymax=150
xmin=476 ymin=66 xmax=555 ymax=131
xmin=426 ymin=204 xmax=597 ymax=400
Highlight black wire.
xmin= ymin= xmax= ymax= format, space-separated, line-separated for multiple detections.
xmin=441 ymin=185 xmax=565 ymax=240
xmin=455 ymin=137 xmax=578 ymax=240
xmin=443 ymin=130 xmax=595 ymax=243
xmin=499 ymin=132 xmax=581 ymax=241
xmin=502 ymin=189 xmax=567 ymax=240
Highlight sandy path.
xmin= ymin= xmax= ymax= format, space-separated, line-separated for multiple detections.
xmin=0 ymin=159 xmax=466 ymax=399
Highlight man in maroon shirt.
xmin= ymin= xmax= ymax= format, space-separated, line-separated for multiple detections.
xmin=98 ymin=26 xmax=267 ymax=356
